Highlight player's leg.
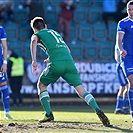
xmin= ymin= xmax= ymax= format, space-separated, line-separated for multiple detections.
xmin=0 ymin=81 xmax=12 ymax=120
xmin=75 ymin=85 xmax=110 ymax=127
xmin=75 ymin=85 xmax=100 ymax=111
xmin=114 ymin=63 xmax=128 ymax=114
xmin=121 ymin=56 xmax=133 ymax=121
xmin=122 ymin=84 xmax=129 ymax=114
xmin=128 ymin=74 xmax=133 ymax=122
xmin=37 ymin=81 xmax=54 ymax=123
xmin=62 ymin=61 xmax=110 ymax=126
xmin=115 ymin=86 xmax=124 ymax=113
xmin=37 ymin=64 xmax=60 ymax=123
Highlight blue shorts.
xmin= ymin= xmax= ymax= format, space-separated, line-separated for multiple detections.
xmin=116 ymin=63 xmax=128 ymax=86
xmin=0 ymin=58 xmax=8 ymax=82
xmin=121 ymin=55 xmax=133 ymax=78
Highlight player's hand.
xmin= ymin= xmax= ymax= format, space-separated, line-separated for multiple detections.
xmin=32 ymin=60 xmax=37 ymax=72
xmin=120 ymin=49 xmax=127 ymax=58
xmin=1 ymin=64 xmax=7 ymax=74
xmin=44 ymin=58 xmax=49 ymax=63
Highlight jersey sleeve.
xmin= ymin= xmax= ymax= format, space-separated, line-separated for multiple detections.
xmin=0 ymin=26 xmax=7 ymax=40
xmin=117 ymin=21 xmax=125 ymax=33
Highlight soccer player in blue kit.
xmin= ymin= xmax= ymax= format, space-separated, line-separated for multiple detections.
xmin=116 ymin=0 xmax=133 ymax=122
xmin=0 ymin=26 xmax=12 ymax=120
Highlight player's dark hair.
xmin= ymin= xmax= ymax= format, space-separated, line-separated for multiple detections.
xmin=127 ymin=0 xmax=133 ymax=6
xmin=30 ymin=17 xmax=46 ymax=30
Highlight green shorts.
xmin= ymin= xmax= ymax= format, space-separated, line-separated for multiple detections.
xmin=40 ymin=60 xmax=82 ymax=87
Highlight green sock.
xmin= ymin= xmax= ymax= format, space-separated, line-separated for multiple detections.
xmin=83 ymin=92 xmax=100 ymax=112
xmin=39 ymin=90 xmax=52 ymax=115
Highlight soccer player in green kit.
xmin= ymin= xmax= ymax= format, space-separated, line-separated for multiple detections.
xmin=30 ymin=17 xmax=110 ymax=127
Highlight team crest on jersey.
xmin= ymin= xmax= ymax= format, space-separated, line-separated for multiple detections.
xmin=131 ymin=25 xmax=133 ymax=28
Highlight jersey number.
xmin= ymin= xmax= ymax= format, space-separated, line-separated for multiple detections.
xmin=48 ymin=30 xmax=65 ymax=44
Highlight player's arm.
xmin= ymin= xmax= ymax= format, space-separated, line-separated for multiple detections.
xmin=1 ymin=39 xmax=7 ymax=73
xmin=116 ymin=32 xmax=127 ymax=58
xmin=114 ymin=50 xmax=121 ymax=63
xmin=30 ymin=35 xmax=38 ymax=72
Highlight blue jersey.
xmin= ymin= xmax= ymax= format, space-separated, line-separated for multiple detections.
xmin=117 ymin=17 xmax=133 ymax=77
xmin=0 ymin=26 xmax=6 ymax=59
xmin=0 ymin=26 xmax=7 ymax=82
xmin=117 ymin=17 xmax=133 ymax=56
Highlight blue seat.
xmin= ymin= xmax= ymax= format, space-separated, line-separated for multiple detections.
xmin=73 ymin=6 xmax=86 ymax=24
xmin=108 ymin=21 xmax=117 ymax=42
xmin=8 ymin=41 xmax=23 ymax=57
xmin=84 ymin=41 xmax=98 ymax=60
xmin=51 ymin=0 xmax=62 ymax=5
xmin=69 ymin=41 xmax=83 ymax=60
xmin=38 ymin=48 xmax=48 ymax=61
xmin=5 ymin=22 xmax=18 ymax=41
xmin=87 ymin=5 xmax=102 ymax=24
xmin=14 ymin=8 xmax=28 ymax=23
xmin=98 ymin=41 xmax=114 ymax=61
xmin=78 ymin=23 xmax=93 ymax=41
xmin=42 ymin=0 xmax=48 ymax=3
xmin=69 ymin=23 xmax=77 ymax=42
xmin=93 ymin=22 xmax=107 ymax=42
xmin=23 ymin=40 xmax=31 ymax=60
xmin=19 ymin=25 xmax=31 ymax=41
xmin=75 ymin=0 xmax=93 ymax=6
xmin=44 ymin=4 xmax=57 ymax=24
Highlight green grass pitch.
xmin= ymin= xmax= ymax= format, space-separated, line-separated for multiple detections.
xmin=0 ymin=105 xmax=133 ymax=133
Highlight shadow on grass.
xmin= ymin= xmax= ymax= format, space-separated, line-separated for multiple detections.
xmin=109 ymin=125 xmax=133 ymax=132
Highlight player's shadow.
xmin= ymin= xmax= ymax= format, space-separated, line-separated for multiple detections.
xmin=52 ymin=121 xmax=133 ymax=132
xmin=109 ymin=125 xmax=133 ymax=132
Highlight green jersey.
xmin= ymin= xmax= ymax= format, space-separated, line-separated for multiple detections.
xmin=35 ymin=29 xmax=73 ymax=62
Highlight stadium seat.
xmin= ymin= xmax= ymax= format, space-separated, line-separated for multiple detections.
xmin=98 ymin=41 xmax=114 ymax=61
xmin=108 ymin=21 xmax=117 ymax=42
xmin=14 ymin=8 xmax=28 ymax=24
xmin=42 ymin=0 xmax=48 ymax=3
xmin=78 ymin=23 xmax=93 ymax=41
xmin=44 ymin=4 xmax=57 ymax=24
xmin=19 ymin=25 xmax=31 ymax=41
xmin=5 ymin=22 xmax=18 ymax=41
xmin=73 ymin=6 xmax=86 ymax=24
xmin=84 ymin=41 xmax=98 ymax=60
xmin=69 ymin=41 xmax=83 ymax=60
xmin=87 ymin=5 xmax=102 ymax=24
xmin=69 ymin=22 xmax=77 ymax=42
xmin=38 ymin=48 xmax=48 ymax=61
xmin=93 ymin=22 xmax=107 ymax=42
xmin=51 ymin=0 xmax=62 ymax=5
xmin=8 ymin=41 xmax=23 ymax=57
xmin=93 ymin=0 xmax=103 ymax=6
xmin=74 ymin=0 xmax=93 ymax=6
xmin=23 ymin=40 xmax=31 ymax=60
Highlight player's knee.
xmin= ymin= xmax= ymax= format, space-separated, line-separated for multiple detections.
xmin=38 ymin=81 xmax=47 ymax=90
